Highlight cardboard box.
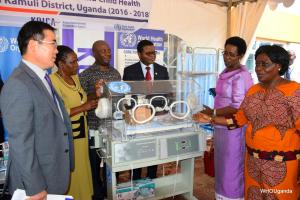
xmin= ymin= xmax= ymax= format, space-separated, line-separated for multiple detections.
xmin=116 ymin=178 xmax=155 ymax=200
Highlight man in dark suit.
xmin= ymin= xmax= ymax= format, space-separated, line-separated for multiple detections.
xmin=123 ymin=40 xmax=169 ymax=180
xmin=0 ymin=21 xmax=74 ymax=200
xmin=123 ymin=40 xmax=169 ymax=81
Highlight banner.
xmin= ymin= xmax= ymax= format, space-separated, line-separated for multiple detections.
xmin=0 ymin=0 xmax=152 ymax=32
xmin=117 ymin=28 xmax=164 ymax=76
xmin=0 ymin=26 xmax=21 ymax=82
xmin=0 ymin=26 xmax=21 ymax=141
xmin=61 ymin=28 xmax=115 ymax=72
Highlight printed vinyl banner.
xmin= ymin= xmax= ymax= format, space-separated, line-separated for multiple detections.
xmin=117 ymin=29 xmax=164 ymax=77
xmin=61 ymin=28 xmax=115 ymax=72
xmin=0 ymin=0 xmax=152 ymax=31
xmin=0 ymin=26 xmax=21 ymax=141
xmin=0 ymin=26 xmax=21 ymax=81
xmin=0 ymin=1 xmax=156 ymax=142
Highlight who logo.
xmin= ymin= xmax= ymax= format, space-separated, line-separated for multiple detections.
xmin=0 ymin=36 xmax=9 ymax=53
xmin=119 ymin=33 xmax=137 ymax=48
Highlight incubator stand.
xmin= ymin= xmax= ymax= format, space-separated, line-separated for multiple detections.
xmin=97 ymin=80 xmax=206 ymax=200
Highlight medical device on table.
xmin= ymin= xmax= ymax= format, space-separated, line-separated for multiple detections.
xmin=94 ymin=80 xmax=206 ymax=200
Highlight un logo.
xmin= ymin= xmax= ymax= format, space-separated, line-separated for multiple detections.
xmin=114 ymin=24 xmax=122 ymax=31
xmin=0 ymin=36 xmax=9 ymax=53
xmin=120 ymin=33 xmax=137 ymax=48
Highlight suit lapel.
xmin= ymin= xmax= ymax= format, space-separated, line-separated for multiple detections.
xmin=20 ymin=63 xmax=63 ymax=119
xmin=153 ymin=63 xmax=158 ymax=80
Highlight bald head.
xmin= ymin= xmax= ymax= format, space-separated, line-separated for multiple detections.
xmin=92 ymin=40 xmax=111 ymax=67
xmin=92 ymin=40 xmax=108 ymax=52
xmin=288 ymin=50 xmax=296 ymax=66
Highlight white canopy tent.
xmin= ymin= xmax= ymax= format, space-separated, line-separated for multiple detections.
xmin=146 ymin=0 xmax=299 ymax=64
xmin=147 ymin=0 xmax=297 ymax=47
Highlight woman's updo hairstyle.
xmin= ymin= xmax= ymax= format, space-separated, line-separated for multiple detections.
xmin=54 ymin=45 xmax=75 ymax=67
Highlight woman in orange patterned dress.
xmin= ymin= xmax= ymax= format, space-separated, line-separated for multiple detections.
xmin=193 ymin=45 xmax=300 ymax=200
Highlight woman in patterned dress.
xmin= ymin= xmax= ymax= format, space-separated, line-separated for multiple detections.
xmin=51 ymin=45 xmax=98 ymax=200
xmin=194 ymin=45 xmax=300 ymax=200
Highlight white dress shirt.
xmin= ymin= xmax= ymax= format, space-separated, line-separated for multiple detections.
xmin=140 ymin=62 xmax=154 ymax=80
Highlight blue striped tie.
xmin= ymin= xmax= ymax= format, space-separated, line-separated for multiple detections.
xmin=44 ymin=73 xmax=57 ymax=104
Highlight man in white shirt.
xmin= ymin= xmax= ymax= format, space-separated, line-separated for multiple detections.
xmin=123 ymin=40 xmax=169 ymax=81
xmin=0 ymin=21 xmax=74 ymax=200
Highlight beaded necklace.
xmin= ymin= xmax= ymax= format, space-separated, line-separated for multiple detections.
xmin=55 ymin=72 xmax=84 ymax=104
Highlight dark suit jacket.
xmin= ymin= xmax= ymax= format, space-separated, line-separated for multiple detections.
xmin=0 ymin=61 xmax=74 ymax=195
xmin=123 ymin=62 xmax=169 ymax=81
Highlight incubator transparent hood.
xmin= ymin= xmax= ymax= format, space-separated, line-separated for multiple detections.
xmin=95 ymin=79 xmax=206 ymax=200
xmin=101 ymin=80 xmax=203 ymax=136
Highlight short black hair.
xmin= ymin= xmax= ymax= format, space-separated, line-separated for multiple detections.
xmin=225 ymin=36 xmax=247 ymax=55
xmin=17 ymin=20 xmax=56 ymax=55
xmin=137 ymin=40 xmax=154 ymax=53
xmin=55 ymin=45 xmax=75 ymax=67
xmin=255 ymin=45 xmax=289 ymax=76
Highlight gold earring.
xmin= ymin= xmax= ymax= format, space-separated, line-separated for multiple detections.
xmin=278 ymin=68 xmax=281 ymax=71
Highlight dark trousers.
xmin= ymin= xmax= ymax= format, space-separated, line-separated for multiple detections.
xmin=89 ymin=143 xmax=106 ymax=200
xmin=132 ymin=165 xmax=157 ymax=180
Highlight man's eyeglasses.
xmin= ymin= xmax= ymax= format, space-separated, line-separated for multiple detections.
xmin=144 ymin=51 xmax=157 ymax=56
xmin=35 ymin=39 xmax=57 ymax=47
xmin=222 ymin=51 xmax=238 ymax=58
xmin=255 ymin=61 xmax=275 ymax=68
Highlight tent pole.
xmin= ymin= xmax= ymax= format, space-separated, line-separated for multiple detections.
xmin=227 ymin=0 xmax=232 ymax=37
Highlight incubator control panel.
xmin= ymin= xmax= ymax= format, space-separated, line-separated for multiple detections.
xmin=114 ymin=139 xmax=157 ymax=164
xmin=160 ymin=134 xmax=202 ymax=159
xmin=111 ymin=132 xmax=204 ymax=165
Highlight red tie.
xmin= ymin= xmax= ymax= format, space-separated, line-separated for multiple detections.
xmin=145 ymin=66 xmax=152 ymax=81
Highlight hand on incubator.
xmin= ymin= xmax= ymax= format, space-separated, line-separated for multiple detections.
xmin=83 ymin=99 xmax=98 ymax=111
xmin=192 ymin=112 xmax=212 ymax=124
xmin=201 ymin=105 xmax=214 ymax=116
